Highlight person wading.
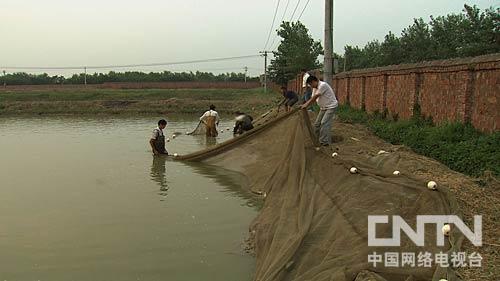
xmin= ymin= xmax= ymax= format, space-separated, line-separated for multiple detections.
xmin=150 ymin=119 xmax=169 ymax=155
xmin=301 ymin=75 xmax=338 ymax=146
xmin=200 ymin=104 xmax=220 ymax=137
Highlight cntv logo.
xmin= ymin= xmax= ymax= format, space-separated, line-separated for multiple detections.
xmin=368 ymin=215 xmax=482 ymax=247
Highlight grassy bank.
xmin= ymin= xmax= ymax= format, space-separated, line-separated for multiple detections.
xmin=336 ymin=105 xmax=500 ymax=178
xmin=0 ymin=88 xmax=277 ymax=116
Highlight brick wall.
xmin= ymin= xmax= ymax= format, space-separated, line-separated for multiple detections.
xmin=364 ymin=76 xmax=385 ymax=114
xmin=386 ymin=74 xmax=417 ymax=120
xmin=288 ymin=54 xmax=500 ymax=133
xmin=349 ymin=77 xmax=364 ymax=110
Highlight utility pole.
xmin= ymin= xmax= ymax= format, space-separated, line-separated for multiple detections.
xmin=324 ymin=0 xmax=334 ymax=86
xmin=244 ymin=66 xmax=248 ymax=83
xmin=260 ymin=51 xmax=268 ymax=93
xmin=84 ymin=67 xmax=87 ymax=86
xmin=2 ymin=70 xmax=6 ymax=88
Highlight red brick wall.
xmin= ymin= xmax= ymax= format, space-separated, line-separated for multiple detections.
xmin=386 ymin=74 xmax=417 ymax=120
xmin=336 ymin=78 xmax=349 ymax=105
xmin=364 ymin=75 xmax=385 ymax=114
xmin=286 ymin=53 xmax=500 ymax=133
xmin=471 ymin=70 xmax=500 ymax=132
xmin=419 ymin=71 xmax=469 ymax=124
xmin=349 ymin=77 xmax=364 ymax=109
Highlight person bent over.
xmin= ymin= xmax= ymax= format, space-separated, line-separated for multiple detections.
xmin=301 ymin=76 xmax=338 ymax=146
xmin=278 ymin=86 xmax=299 ymax=112
xmin=233 ymin=111 xmax=254 ymax=135
xmin=200 ymin=104 xmax=220 ymax=137
xmin=150 ymin=119 xmax=169 ymax=155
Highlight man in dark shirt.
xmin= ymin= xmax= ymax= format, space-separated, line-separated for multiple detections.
xmin=278 ymin=86 xmax=299 ymax=112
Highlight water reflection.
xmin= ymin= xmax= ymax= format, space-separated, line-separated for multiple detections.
xmin=185 ymin=162 xmax=263 ymax=210
xmin=150 ymin=155 xmax=169 ymax=199
xmin=193 ymin=135 xmax=219 ymax=147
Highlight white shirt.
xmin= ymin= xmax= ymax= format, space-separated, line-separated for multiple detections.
xmin=200 ymin=110 xmax=220 ymax=123
xmin=302 ymin=72 xmax=310 ymax=88
xmin=151 ymin=127 xmax=164 ymax=139
xmin=312 ymin=81 xmax=338 ymax=110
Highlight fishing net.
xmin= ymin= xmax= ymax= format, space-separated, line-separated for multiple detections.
xmin=179 ymin=109 xmax=463 ymax=281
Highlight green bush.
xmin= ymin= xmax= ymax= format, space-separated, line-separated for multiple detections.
xmin=336 ymin=105 xmax=500 ymax=177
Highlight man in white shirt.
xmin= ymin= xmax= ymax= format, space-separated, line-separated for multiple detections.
xmin=199 ymin=104 xmax=220 ymax=137
xmin=301 ymin=69 xmax=312 ymax=103
xmin=301 ymin=75 xmax=338 ymax=146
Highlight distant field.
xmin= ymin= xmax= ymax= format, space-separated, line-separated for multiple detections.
xmin=0 ymin=88 xmax=279 ymax=115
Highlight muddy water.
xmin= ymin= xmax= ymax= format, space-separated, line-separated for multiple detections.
xmin=0 ymin=116 xmax=258 ymax=281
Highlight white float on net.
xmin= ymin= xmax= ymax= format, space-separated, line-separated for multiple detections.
xmin=393 ymin=170 xmax=400 ymax=175
xmin=427 ymin=181 xmax=438 ymax=190
xmin=350 ymin=167 xmax=358 ymax=174
xmin=332 ymin=152 xmax=338 ymax=157
xmin=442 ymin=224 xmax=451 ymax=236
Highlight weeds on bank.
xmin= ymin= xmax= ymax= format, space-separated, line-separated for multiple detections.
xmin=336 ymin=105 xmax=500 ymax=178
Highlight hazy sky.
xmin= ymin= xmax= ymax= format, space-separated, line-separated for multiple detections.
xmin=1 ymin=0 xmax=496 ymax=76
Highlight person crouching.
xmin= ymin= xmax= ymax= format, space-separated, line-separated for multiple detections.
xmin=200 ymin=104 xmax=220 ymax=137
xmin=278 ymin=86 xmax=299 ymax=112
xmin=233 ymin=111 xmax=254 ymax=135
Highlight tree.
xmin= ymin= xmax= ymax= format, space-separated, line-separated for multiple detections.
xmin=269 ymin=21 xmax=323 ymax=85
xmin=338 ymin=5 xmax=499 ymax=72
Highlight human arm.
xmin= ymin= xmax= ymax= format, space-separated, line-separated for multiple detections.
xmin=150 ymin=139 xmax=159 ymax=155
xmin=301 ymin=93 xmax=320 ymax=109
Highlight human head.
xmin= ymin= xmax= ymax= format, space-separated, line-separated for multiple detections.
xmin=301 ymin=68 xmax=307 ymax=74
xmin=210 ymin=104 xmax=216 ymax=111
xmin=306 ymin=75 xmax=319 ymax=88
xmin=280 ymin=86 xmax=287 ymax=94
xmin=234 ymin=111 xmax=245 ymax=116
xmin=158 ymin=119 xmax=167 ymax=129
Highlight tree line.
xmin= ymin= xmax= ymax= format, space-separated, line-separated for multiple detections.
xmin=0 ymin=71 xmax=258 ymax=85
xmin=339 ymin=5 xmax=499 ymax=71
xmin=269 ymin=4 xmax=499 ymax=84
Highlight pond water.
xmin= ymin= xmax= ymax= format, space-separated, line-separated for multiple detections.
xmin=0 ymin=116 xmax=258 ymax=281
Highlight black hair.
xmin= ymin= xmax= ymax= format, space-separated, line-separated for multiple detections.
xmin=234 ymin=111 xmax=245 ymax=115
xmin=210 ymin=104 xmax=216 ymax=110
xmin=280 ymin=86 xmax=287 ymax=90
xmin=301 ymin=68 xmax=308 ymax=72
xmin=158 ymin=119 xmax=167 ymax=126
xmin=306 ymin=75 xmax=319 ymax=85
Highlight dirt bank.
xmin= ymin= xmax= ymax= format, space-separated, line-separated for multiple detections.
xmin=0 ymin=88 xmax=277 ymax=116
xmin=331 ymin=121 xmax=499 ymax=281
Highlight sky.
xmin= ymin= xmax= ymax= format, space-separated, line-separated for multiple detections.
xmin=0 ymin=0 xmax=496 ymax=77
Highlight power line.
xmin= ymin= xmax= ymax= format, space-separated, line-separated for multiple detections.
xmin=1 ymin=55 xmax=261 ymax=71
xmin=289 ymin=0 xmax=302 ymax=22
xmin=279 ymin=0 xmax=291 ymax=24
xmin=268 ymin=0 xmax=291 ymax=50
xmin=296 ymin=0 xmax=311 ymax=22
xmin=263 ymin=0 xmax=281 ymax=50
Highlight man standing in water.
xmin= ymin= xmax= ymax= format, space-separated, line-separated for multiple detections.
xmin=200 ymin=104 xmax=220 ymax=137
xmin=301 ymin=76 xmax=338 ymax=146
xmin=150 ymin=119 xmax=169 ymax=155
